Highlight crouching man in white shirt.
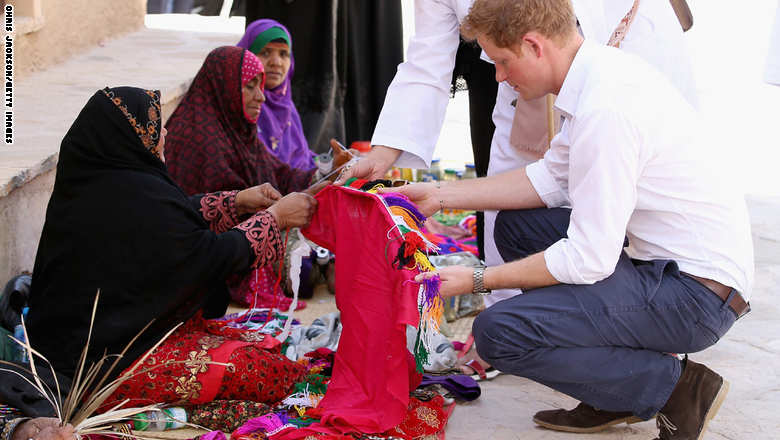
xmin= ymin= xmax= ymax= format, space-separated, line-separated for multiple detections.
xmin=385 ymin=0 xmax=754 ymax=438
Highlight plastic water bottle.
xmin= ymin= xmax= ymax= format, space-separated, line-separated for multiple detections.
xmin=13 ymin=307 xmax=29 ymax=363
xmin=131 ymin=407 xmax=187 ymax=431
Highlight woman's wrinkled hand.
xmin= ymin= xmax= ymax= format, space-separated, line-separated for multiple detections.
xmin=236 ymin=183 xmax=283 ymax=215
xmin=12 ymin=418 xmax=76 ymax=440
xmin=266 ymin=192 xmax=317 ymax=229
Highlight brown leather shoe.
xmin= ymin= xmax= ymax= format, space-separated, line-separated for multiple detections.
xmin=533 ymin=402 xmax=644 ymax=433
xmin=655 ymin=359 xmax=729 ymax=439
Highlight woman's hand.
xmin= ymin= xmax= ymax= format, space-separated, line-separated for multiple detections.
xmin=378 ymin=182 xmax=440 ymax=218
xmin=12 ymin=418 xmax=75 ymax=440
xmin=266 ymin=192 xmax=317 ymax=229
xmin=236 ymin=183 xmax=282 ymax=215
xmin=414 ymin=266 xmax=474 ymax=298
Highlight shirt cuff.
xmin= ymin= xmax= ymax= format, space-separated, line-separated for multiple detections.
xmin=370 ymin=133 xmax=431 ymax=169
xmin=526 ymin=160 xmax=567 ymax=207
xmin=544 ymin=239 xmax=580 ymax=284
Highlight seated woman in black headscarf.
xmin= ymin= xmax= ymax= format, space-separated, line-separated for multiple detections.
xmin=0 ymin=87 xmax=319 ymax=437
xmin=164 ymin=46 xmax=351 ymax=307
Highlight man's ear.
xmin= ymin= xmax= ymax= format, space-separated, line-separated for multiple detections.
xmin=522 ymin=32 xmax=545 ymax=59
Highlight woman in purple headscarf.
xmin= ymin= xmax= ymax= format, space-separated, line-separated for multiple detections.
xmin=238 ymin=19 xmax=316 ymax=171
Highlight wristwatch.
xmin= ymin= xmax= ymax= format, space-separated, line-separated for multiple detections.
xmin=472 ymin=267 xmax=492 ymax=296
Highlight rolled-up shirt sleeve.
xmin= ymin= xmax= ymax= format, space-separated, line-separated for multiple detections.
xmin=543 ymin=110 xmax=642 ymax=284
xmin=526 ymin=159 xmax=568 ymax=208
xmin=371 ymin=0 xmax=461 ymax=169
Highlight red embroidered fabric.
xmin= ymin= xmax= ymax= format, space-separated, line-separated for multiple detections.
xmin=235 ymin=211 xmax=283 ymax=268
xmin=201 ymin=190 xmax=241 ymax=233
xmin=103 ymin=315 xmax=305 ymax=410
xmin=278 ymin=186 xmax=421 ymax=438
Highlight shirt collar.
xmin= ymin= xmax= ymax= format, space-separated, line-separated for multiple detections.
xmin=554 ymin=39 xmax=597 ymax=119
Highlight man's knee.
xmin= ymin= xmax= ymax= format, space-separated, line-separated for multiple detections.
xmin=472 ymin=306 xmax=524 ymax=364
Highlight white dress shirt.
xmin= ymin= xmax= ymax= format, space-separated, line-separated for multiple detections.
xmin=372 ymin=0 xmax=702 ymax=306
xmin=371 ymin=0 xmax=698 ymax=169
xmin=526 ymin=40 xmax=754 ymax=298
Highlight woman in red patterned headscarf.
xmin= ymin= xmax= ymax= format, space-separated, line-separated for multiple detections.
xmin=165 ymin=47 xmax=350 ymax=307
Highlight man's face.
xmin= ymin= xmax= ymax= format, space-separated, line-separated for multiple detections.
xmin=478 ymin=34 xmax=547 ymax=100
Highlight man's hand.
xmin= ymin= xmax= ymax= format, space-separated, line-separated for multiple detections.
xmin=236 ymin=183 xmax=282 ymax=215
xmin=414 ymin=266 xmax=474 ymax=298
xmin=334 ymin=145 xmax=402 ymax=185
xmin=13 ymin=418 xmax=75 ymax=440
xmin=378 ymin=182 xmax=439 ymax=217
xmin=266 ymin=192 xmax=317 ymax=229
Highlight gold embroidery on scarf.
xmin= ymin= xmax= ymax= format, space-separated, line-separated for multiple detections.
xmin=415 ymin=406 xmax=440 ymax=428
xmin=101 ymin=88 xmax=162 ymax=156
xmin=175 ymin=375 xmax=202 ymax=400
xmin=198 ymin=334 xmax=224 ymax=350
xmin=185 ymin=349 xmax=212 ymax=375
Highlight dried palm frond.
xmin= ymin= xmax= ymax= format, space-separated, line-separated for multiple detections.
xmin=2 ymin=290 xmax=227 ymax=438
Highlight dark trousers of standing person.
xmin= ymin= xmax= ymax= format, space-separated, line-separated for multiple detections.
xmin=475 ymin=207 xmax=738 ymax=419
xmin=453 ymin=40 xmax=499 ymax=259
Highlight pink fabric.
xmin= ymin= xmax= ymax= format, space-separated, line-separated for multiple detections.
xmin=241 ymin=50 xmax=265 ymax=123
xmin=279 ymin=186 xmax=421 ymax=438
xmin=241 ymin=50 xmax=265 ymax=87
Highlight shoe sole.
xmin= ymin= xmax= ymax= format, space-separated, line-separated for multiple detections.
xmin=697 ymin=378 xmax=730 ymax=440
xmin=532 ymin=415 xmax=646 ymax=433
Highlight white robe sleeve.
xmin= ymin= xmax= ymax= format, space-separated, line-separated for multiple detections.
xmin=370 ymin=0 xmax=461 ymax=169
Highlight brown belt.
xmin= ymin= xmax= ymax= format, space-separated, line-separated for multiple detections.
xmin=682 ymin=272 xmax=750 ymax=318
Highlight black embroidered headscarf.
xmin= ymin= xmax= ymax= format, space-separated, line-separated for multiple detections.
xmin=27 ymin=87 xmax=253 ymax=378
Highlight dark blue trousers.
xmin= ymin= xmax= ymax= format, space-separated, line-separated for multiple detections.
xmin=475 ymin=208 xmax=737 ymax=419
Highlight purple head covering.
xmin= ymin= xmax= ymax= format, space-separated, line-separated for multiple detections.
xmin=238 ymin=19 xmax=316 ymax=171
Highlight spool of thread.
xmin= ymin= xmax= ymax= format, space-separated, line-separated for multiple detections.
xmin=315 ymin=246 xmax=331 ymax=265
xmin=132 ymin=407 xmax=187 ymax=431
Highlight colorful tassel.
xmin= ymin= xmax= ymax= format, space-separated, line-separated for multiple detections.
xmin=347 ymin=181 xmax=445 ymax=372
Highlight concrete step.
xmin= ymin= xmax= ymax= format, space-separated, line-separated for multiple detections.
xmin=2 ymin=16 xmax=243 ymax=197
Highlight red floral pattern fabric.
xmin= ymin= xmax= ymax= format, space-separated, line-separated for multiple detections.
xmin=201 ymin=190 xmax=241 ymax=233
xmin=188 ymin=400 xmax=272 ymax=432
xmin=102 ymin=315 xmax=305 ymax=410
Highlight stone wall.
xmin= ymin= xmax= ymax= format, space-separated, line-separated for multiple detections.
xmin=0 ymin=167 xmax=54 ymax=281
xmin=10 ymin=0 xmax=146 ymax=80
